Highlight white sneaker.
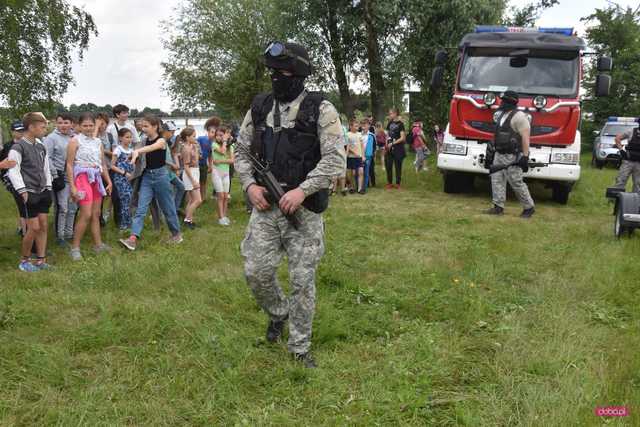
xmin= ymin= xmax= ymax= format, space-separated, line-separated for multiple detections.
xmin=218 ymin=218 xmax=229 ymax=226
xmin=222 ymin=217 xmax=231 ymax=225
xmin=70 ymin=247 xmax=82 ymax=261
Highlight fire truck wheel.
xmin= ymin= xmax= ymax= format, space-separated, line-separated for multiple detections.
xmin=443 ymin=172 xmax=474 ymax=194
xmin=551 ymin=183 xmax=571 ymax=205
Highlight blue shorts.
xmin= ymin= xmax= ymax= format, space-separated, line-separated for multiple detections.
xmin=347 ymin=157 xmax=363 ymax=170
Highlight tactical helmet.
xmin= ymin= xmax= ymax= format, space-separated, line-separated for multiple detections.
xmin=501 ymin=90 xmax=519 ymax=106
xmin=263 ymin=41 xmax=312 ymax=77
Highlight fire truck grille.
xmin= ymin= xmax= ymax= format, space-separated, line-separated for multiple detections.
xmin=467 ymin=121 xmax=558 ymax=136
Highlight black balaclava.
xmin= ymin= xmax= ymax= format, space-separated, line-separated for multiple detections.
xmin=500 ymin=90 xmax=519 ymax=111
xmin=271 ymin=70 xmax=305 ymax=103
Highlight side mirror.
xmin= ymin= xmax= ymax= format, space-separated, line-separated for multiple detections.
xmin=597 ymin=56 xmax=613 ymax=72
xmin=593 ymin=130 xmax=600 ymax=136
xmin=431 ymin=66 xmax=444 ymax=90
xmin=596 ymin=74 xmax=611 ymax=97
xmin=434 ymin=50 xmax=448 ymax=66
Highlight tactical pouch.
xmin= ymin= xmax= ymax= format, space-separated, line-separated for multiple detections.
xmin=628 ymin=150 xmax=640 ymax=162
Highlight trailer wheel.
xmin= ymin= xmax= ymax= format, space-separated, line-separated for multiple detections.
xmin=443 ymin=172 xmax=474 ymax=194
xmin=551 ymin=183 xmax=571 ymax=205
xmin=614 ymin=207 xmax=627 ymax=238
xmin=615 ymin=192 xmax=640 ymax=238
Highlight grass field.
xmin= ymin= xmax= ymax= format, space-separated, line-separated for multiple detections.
xmin=0 ymin=154 xmax=638 ymax=426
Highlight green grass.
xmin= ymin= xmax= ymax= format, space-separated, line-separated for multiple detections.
xmin=0 ymin=154 xmax=638 ymax=426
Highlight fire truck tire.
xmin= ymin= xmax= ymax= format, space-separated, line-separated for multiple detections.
xmin=551 ymin=182 xmax=571 ymax=205
xmin=443 ymin=172 xmax=474 ymax=194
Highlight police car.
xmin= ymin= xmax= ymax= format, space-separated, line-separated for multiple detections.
xmin=592 ymin=117 xmax=639 ymax=169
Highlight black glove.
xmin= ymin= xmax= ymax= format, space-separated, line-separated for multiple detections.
xmin=518 ymin=155 xmax=529 ymax=173
xmin=620 ymin=149 xmax=628 ymax=160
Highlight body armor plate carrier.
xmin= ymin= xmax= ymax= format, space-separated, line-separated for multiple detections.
xmin=494 ymin=110 xmax=522 ymax=155
xmin=250 ymin=92 xmax=329 ymax=213
xmin=626 ymin=128 xmax=640 ymax=162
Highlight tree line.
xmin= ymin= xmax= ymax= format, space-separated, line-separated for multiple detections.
xmin=1 ymin=1 xmax=639 ymax=142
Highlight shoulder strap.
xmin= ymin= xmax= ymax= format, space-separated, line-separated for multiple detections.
xmin=251 ymin=93 xmax=274 ymax=130
xmin=250 ymin=93 xmax=273 ymax=159
xmin=295 ymin=91 xmax=325 ymax=135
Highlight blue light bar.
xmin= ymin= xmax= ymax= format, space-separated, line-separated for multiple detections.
xmin=607 ymin=117 xmax=639 ymax=123
xmin=475 ymin=26 xmax=574 ymax=36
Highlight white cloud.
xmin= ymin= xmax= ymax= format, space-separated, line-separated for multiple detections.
xmin=63 ymin=0 xmax=181 ymax=112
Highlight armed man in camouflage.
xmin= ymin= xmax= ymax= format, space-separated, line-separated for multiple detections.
xmin=612 ymin=121 xmax=640 ymax=193
xmin=484 ymin=91 xmax=535 ymax=218
xmin=234 ymin=42 xmax=346 ymax=368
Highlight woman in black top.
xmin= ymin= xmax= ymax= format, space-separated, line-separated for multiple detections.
xmin=119 ymin=115 xmax=182 ymax=251
xmin=385 ymin=108 xmax=406 ymax=188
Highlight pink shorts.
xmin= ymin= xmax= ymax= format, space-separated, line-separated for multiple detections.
xmin=75 ymin=173 xmax=103 ymax=206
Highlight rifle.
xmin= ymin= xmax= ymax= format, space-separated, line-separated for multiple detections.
xmin=489 ymin=162 xmax=548 ymax=174
xmin=235 ymin=143 xmax=301 ymax=230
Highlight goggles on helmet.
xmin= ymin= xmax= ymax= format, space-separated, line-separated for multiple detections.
xmin=264 ymin=41 xmax=311 ymax=67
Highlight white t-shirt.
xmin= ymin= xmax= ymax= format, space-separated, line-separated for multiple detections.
xmin=107 ymin=121 xmax=140 ymax=148
xmin=113 ymin=145 xmax=133 ymax=159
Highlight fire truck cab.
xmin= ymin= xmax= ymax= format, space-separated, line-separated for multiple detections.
xmin=432 ymin=26 xmax=611 ymax=204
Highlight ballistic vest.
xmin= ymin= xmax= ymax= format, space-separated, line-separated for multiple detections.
xmin=250 ymin=91 xmax=329 ymax=213
xmin=494 ymin=110 xmax=522 ymax=155
xmin=626 ymin=128 xmax=640 ymax=162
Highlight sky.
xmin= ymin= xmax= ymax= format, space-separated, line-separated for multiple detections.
xmin=63 ymin=0 xmax=639 ymax=112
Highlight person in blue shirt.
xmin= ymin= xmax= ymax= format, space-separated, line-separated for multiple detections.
xmin=360 ymin=119 xmax=376 ymax=193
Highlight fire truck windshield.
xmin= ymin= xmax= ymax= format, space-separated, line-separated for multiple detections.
xmin=459 ymin=47 xmax=579 ymax=97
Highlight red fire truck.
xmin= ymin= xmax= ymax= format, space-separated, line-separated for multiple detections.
xmin=431 ymin=26 xmax=611 ymax=204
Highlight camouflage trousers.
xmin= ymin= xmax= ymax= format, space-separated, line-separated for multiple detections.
xmin=491 ymin=153 xmax=535 ymax=209
xmin=614 ymin=160 xmax=640 ymax=193
xmin=241 ymin=206 xmax=325 ymax=354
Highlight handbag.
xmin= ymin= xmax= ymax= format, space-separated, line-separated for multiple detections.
xmin=52 ymin=170 xmax=66 ymax=192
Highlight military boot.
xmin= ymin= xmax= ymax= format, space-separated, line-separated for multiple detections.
xmin=483 ymin=205 xmax=504 ymax=215
xmin=293 ymin=352 xmax=317 ymax=369
xmin=520 ymin=207 xmax=535 ymax=218
xmin=266 ymin=316 xmax=287 ymax=343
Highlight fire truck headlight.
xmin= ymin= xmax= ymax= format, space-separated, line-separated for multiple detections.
xmin=484 ymin=92 xmax=497 ymax=106
xmin=552 ymin=152 xmax=579 ymax=164
xmin=443 ymin=143 xmax=467 ymax=155
xmin=533 ymin=96 xmax=547 ymax=109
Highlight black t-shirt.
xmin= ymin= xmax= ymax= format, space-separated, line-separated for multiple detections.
xmin=387 ymin=120 xmax=406 ymax=157
xmin=145 ymin=136 xmax=166 ymax=170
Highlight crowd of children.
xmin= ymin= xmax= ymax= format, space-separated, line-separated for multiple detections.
xmin=332 ymin=108 xmax=436 ymax=194
xmin=0 ymin=105 xmax=241 ymax=271
xmin=0 ymin=105 xmax=441 ymax=272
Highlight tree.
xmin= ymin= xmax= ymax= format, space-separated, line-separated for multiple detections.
xmin=504 ymin=0 xmax=560 ymax=27
xmin=162 ymin=0 xmax=296 ymax=119
xmin=359 ymin=0 xmax=390 ymax=122
xmin=582 ymin=4 xmax=640 ymax=127
xmin=402 ymin=0 xmax=506 ymax=126
xmin=293 ymin=0 xmax=364 ymax=118
xmin=0 ymin=0 xmax=97 ymax=117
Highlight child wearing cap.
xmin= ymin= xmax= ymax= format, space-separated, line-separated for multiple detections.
xmin=6 ymin=112 xmax=54 ymax=272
